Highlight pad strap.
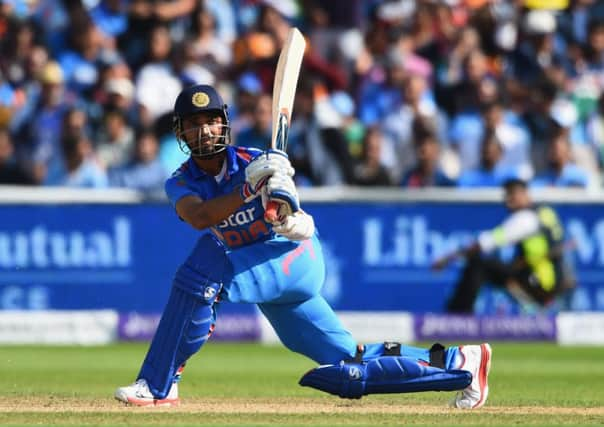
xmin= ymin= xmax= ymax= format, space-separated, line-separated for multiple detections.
xmin=429 ymin=343 xmax=446 ymax=369
xmin=345 ymin=345 xmax=365 ymax=363
xmin=383 ymin=342 xmax=402 ymax=356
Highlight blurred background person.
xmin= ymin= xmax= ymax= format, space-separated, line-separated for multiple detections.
xmin=434 ymin=178 xmax=574 ymax=313
xmin=57 ymin=13 xmax=107 ymax=97
xmin=457 ymin=130 xmax=520 ymax=188
xmin=353 ymin=126 xmax=392 ymax=187
xmin=44 ymin=133 xmax=108 ymax=188
xmin=229 ymin=72 xmax=264 ymax=135
xmin=233 ymin=93 xmax=272 ymax=150
xmin=531 ymin=125 xmax=590 ymax=188
xmin=188 ymin=4 xmax=232 ymax=75
xmin=481 ymin=100 xmax=532 ymax=180
xmin=109 ymin=128 xmax=166 ymax=192
xmin=444 ymin=49 xmax=500 ymax=172
xmin=96 ymin=109 xmax=135 ymax=170
xmin=287 ymin=79 xmax=355 ymax=186
xmin=0 ymin=127 xmax=33 ymax=184
xmin=381 ymin=72 xmax=449 ymax=183
xmin=134 ymin=24 xmax=182 ymax=128
xmin=12 ymin=61 xmax=73 ymax=184
xmin=400 ymin=119 xmax=455 ymax=188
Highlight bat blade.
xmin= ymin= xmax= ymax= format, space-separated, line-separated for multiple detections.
xmin=270 ymin=27 xmax=305 ymax=151
xmin=265 ymin=27 xmax=306 ymax=223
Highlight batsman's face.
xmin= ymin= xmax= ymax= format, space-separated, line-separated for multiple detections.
xmin=181 ymin=113 xmax=225 ymax=156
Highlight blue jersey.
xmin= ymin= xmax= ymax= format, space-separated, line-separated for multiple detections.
xmin=165 ymin=146 xmax=276 ymax=249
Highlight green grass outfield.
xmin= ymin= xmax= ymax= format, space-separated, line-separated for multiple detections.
xmin=0 ymin=342 xmax=603 ymax=427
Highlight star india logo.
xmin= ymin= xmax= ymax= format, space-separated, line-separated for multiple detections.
xmin=192 ymin=92 xmax=210 ymax=107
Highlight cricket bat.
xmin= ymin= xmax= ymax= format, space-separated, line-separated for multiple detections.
xmin=264 ymin=27 xmax=306 ymax=223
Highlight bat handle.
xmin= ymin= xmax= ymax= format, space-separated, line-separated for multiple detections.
xmin=265 ymin=201 xmax=280 ymax=223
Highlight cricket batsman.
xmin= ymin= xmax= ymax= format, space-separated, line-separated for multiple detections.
xmin=115 ymin=84 xmax=492 ymax=409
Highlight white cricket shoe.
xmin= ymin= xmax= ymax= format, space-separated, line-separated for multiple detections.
xmin=114 ymin=378 xmax=180 ymax=407
xmin=452 ymin=343 xmax=492 ymax=409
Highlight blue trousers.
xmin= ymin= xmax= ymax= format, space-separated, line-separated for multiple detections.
xmin=223 ymin=233 xmax=447 ymax=366
xmin=222 ymin=234 xmax=356 ymax=364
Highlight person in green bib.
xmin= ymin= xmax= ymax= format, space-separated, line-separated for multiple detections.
xmin=433 ymin=178 xmax=574 ymax=313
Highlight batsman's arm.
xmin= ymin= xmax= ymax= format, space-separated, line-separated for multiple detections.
xmin=166 ymin=164 xmax=268 ymax=230
xmin=175 ymin=192 xmax=250 ymax=231
xmin=175 ymin=156 xmax=291 ymax=231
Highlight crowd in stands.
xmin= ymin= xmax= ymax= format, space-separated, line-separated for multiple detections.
xmin=1 ymin=0 xmax=604 ymax=191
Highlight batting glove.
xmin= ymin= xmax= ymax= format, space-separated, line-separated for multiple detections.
xmin=272 ymin=210 xmax=315 ymax=241
xmin=245 ymin=149 xmax=294 ymax=191
xmin=240 ymin=176 xmax=269 ymax=203
xmin=266 ymin=171 xmax=299 ymax=217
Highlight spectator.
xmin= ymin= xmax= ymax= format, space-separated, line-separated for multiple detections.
xmin=109 ymin=128 xmax=166 ymax=192
xmin=119 ymin=0 xmax=196 ymax=66
xmin=0 ymin=128 xmax=33 ymax=184
xmin=401 ymin=130 xmax=455 ymax=188
xmin=234 ymin=93 xmax=271 ymax=150
xmin=550 ymin=96 xmax=599 ymax=179
xmin=172 ymin=38 xmax=216 ymax=89
xmin=0 ymin=20 xmax=37 ymax=89
xmin=96 ymin=110 xmax=135 ymax=170
xmin=30 ymin=0 xmax=70 ymax=56
xmin=204 ymin=0 xmax=236 ymax=45
xmin=509 ymin=9 xmax=565 ymax=86
xmin=585 ymin=19 xmax=604 ymax=72
xmin=457 ymin=131 xmax=520 ymax=188
xmin=188 ymin=5 xmax=233 ymax=73
xmin=586 ymin=92 xmax=604 ymax=168
xmin=102 ymin=75 xmax=136 ymax=121
xmin=446 ymin=49 xmax=500 ymax=171
xmin=62 ymin=107 xmax=90 ymax=140
xmin=229 ymin=72 xmax=263 ymax=136
xmin=287 ymin=79 xmax=355 ymax=186
xmin=57 ymin=16 xmax=106 ymax=95
xmin=353 ymin=126 xmax=392 ymax=186
xmin=482 ymin=100 xmax=532 ymax=179
xmin=444 ymin=49 xmax=498 ymax=116
xmin=558 ymin=0 xmax=604 ymax=46
xmin=45 ymin=134 xmax=108 ymax=188
xmin=439 ymin=26 xmax=480 ymax=85
xmin=329 ymin=90 xmax=364 ymax=158
xmin=357 ymin=36 xmax=409 ymax=126
xmin=532 ymin=126 xmax=590 ymax=188
xmin=411 ymin=2 xmax=445 ymax=65
xmin=381 ymin=73 xmax=449 ymax=182
xmin=304 ymin=1 xmax=364 ymax=88
xmin=7 ymin=44 xmax=51 ymax=133
xmin=134 ymin=24 xmax=182 ymax=127
xmin=523 ymin=79 xmax=561 ymax=174
xmin=15 ymin=61 xmax=72 ymax=184
xmin=89 ymin=0 xmax=129 ymax=41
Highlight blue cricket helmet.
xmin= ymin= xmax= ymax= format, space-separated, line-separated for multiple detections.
xmin=173 ymin=84 xmax=231 ymax=157
xmin=173 ymin=84 xmax=227 ymax=119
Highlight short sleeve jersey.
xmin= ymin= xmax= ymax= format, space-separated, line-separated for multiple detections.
xmin=165 ymin=146 xmax=275 ymax=249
